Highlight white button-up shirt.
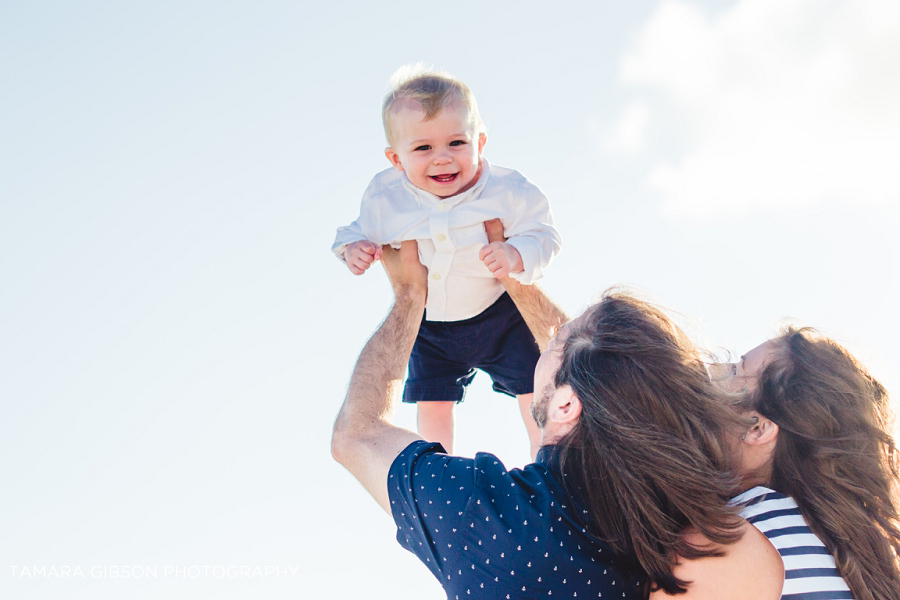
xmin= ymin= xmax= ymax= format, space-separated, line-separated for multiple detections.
xmin=333 ymin=160 xmax=562 ymax=322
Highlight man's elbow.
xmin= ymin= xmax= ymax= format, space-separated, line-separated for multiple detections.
xmin=331 ymin=412 xmax=369 ymax=468
xmin=331 ymin=416 xmax=353 ymax=466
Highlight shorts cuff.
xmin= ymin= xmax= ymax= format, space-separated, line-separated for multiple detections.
xmin=403 ymin=384 xmax=466 ymax=404
xmin=493 ymin=378 xmax=535 ymax=397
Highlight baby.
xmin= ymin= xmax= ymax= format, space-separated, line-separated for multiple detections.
xmin=333 ymin=67 xmax=561 ymax=456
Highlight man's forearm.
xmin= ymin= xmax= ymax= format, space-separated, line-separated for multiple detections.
xmin=482 ymin=218 xmax=568 ymax=350
xmin=341 ymin=290 xmax=424 ymax=424
xmin=331 ymin=285 xmax=426 ymax=513
xmin=499 ymin=278 xmax=569 ymax=352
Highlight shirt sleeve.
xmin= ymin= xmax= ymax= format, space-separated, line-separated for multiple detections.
xmin=388 ymin=440 xmax=477 ymax=582
xmin=503 ymin=177 xmax=562 ymax=285
xmin=331 ymin=218 xmax=368 ymax=264
xmin=332 ymin=173 xmax=385 ymax=263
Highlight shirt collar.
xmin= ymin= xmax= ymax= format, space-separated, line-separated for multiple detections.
xmin=401 ymin=157 xmax=491 ymax=206
xmin=535 ymin=445 xmax=586 ymax=488
xmin=535 ymin=444 xmax=561 ymax=469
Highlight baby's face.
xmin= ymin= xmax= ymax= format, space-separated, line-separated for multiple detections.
xmin=385 ymin=101 xmax=486 ymax=198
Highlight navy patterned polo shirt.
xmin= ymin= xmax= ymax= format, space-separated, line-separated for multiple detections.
xmin=388 ymin=440 xmax=645 ymax=600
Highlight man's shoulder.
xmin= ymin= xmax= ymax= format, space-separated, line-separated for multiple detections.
xmin=388 ymin=441 xmax=476 ymax=498
xmin=389 ymin=439 xmax=451 ymax=473
xmin=388 ymin=443 xmax=536 ymax=494
xmin=467 ymin=451 xmax=517 ymax=490
xmin=387 ymin=442 xmax=554 ymax=506
xmin=468 ymin=452 xmax=564 ymax=506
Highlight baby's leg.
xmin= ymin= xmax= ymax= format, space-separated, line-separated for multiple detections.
xmin=417 ymin=401 xmax=457 ymax=454
xmin=517 ymin=393 xmax=541 ymax=461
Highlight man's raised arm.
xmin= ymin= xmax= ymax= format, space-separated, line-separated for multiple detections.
xmin=483 ymin=219 xmax=570 ymax=351
xmin=331 ymin=241 xmax=427 ymax=514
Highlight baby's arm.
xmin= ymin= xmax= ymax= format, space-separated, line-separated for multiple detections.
xmin=333 ymin=168 xmax=425 ymax=276
xmin=332 ymin=179 xmax=383 ymax=275
xmin=343 ymin=240 xmax=383 ymax=275
xmin=499 ymin=179 xmax=562 ymax=285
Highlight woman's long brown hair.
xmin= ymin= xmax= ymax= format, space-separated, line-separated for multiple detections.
xmin=552 ymin=292 xmax=752 ymax=595
xmin=750 ymin=327 xmax=900 ymax=600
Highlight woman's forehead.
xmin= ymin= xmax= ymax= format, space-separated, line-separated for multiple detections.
xmin=743 ymin=339 xmax=784 ymax=373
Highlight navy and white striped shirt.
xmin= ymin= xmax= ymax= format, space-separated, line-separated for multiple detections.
xmin=732 ymin=486 xmax=853 ymax=599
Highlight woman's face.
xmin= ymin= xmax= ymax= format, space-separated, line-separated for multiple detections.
xmin=708 ymin=339 xmax=783 ymax=394
xmin=710 ymin=339 xmax=783 ymax=485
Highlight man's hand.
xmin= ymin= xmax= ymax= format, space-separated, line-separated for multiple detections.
xmin=479 ymin=241 xmax=524 ymax=279
xmin=484 ymin=218 xmax=507 ymax=246
xmin=381 ymin=241 xmax=427 ymax=301
xmin=344 ymin=240 xmax=383 ymax=275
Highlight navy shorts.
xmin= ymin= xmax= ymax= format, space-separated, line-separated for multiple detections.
xmin=403 ymin=292 xmax=540 ymax=403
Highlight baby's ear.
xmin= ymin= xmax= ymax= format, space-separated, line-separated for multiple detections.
xmin=477 ymin=132 xmax=487 ymax=155
xmin=385 ymin=147 xmax=404 ymax=171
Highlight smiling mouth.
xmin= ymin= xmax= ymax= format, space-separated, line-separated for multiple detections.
xmin=430 ymin=173 xmax=458 ymax=183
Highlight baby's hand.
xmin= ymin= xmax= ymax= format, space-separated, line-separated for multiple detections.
xmin=478 ymin=241 xmax=523 ymax=279
xmin=344 ymin=240 xmax=383 ymax=275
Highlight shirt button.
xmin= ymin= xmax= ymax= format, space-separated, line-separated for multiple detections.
xmin=432 ymin=273 xmax=442 ymax=281
xmin=438 ymin=203 xmax=448 ymax=211
xmin=437 ymin=234 xmax=447 ymax=242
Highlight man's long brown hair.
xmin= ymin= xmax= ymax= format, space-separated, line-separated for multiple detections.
xmin=748 ymin=327 xmax=900 ymax=600
xmin=552 ymin=292 xmax=751 ymax=595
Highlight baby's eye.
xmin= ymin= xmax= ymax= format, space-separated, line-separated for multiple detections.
xmin=732 ymin=363 xmax=737 ymax=375
xmin=449 ymin=140 xmax=467 ymax=146
xmin=414 ymin=145 xmax=431 ymax=151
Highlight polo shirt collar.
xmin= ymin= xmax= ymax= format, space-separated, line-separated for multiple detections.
xmin=535 ymin=444 xmax=563 ymax=470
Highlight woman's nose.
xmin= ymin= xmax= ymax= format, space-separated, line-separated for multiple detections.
xmin=707 ymin=362 xmax=733 ymax=381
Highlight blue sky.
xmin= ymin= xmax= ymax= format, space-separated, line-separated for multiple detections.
xmin=1 ymin=1 xmax=897 ymax=598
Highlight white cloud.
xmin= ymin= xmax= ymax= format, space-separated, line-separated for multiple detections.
xmin=602 ymin=102 xmax=651 ymax=155
xmin=616 ymin=0 xmax=900 ymax=217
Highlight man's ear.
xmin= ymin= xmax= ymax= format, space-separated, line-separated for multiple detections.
xmin=742 ymin=411 xmax=779 ymax=446
xmin=385 ymin=147 xmax=404 ymax=171
xmin=548 ymin=385 xmax=581 ymax=426
xmin=477 ymin=132 xmax=487 ymax=155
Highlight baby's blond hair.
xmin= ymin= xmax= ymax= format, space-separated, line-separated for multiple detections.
xmin=382 ymin=64 xmax=485 ymax=146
